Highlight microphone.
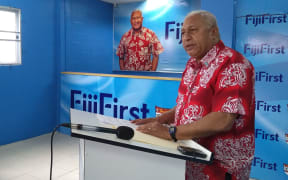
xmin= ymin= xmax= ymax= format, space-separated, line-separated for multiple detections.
xmin=61 ymin=123 xmax=134 ymax=140
xmin=78 ymin=124 xmax=134 ymax=140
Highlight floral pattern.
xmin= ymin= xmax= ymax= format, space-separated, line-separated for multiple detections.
xmin=214 ymin=135 xmax=255 ymax=180
xmin=116 ymin=27 xmax=164 ymax=71
xmin=220 ymin=63 xmax=248 ymax=88
xmin=221 ymin=97 xmax=246 ymax=115
xmin=181 ymin=105 xmax=204 ymax=124
xmin=175 ymin=41 xmax=255 ymax=180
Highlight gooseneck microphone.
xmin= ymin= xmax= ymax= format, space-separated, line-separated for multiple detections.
xmin=61 ymin=123 xmax=134 ymax=140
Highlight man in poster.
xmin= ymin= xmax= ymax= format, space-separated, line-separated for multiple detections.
xmin=116 ymin=10 xmax=164 ymax=71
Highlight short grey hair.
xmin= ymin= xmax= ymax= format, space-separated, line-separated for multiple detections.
xmin=131 ymin=9 xmax=142 ymax=18
xmin=185 ymin=10 xmax=218 ymax=29
xmin=185 ymin=10 xmax=220 ymax=41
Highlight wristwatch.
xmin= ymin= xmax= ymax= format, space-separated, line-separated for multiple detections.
xmin=169 ymin=125 xmax=177 ymax=142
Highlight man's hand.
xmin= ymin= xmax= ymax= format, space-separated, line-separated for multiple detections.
xmin=137 ymin=121 xmax=171 ymax=140
xmin=151 ymin=54 xmax=159 ymax=71
xmin=119 ymin=58 xmax=125 ymax=70
xmin=131 ymin=117 xmax=157 ymax=125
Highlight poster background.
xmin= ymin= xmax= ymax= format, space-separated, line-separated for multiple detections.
xmin=113 ymin=0 xmax=200 ymax=72
xmin=60 ymin=73 xmax=180 ymax=134
xmin=234 ymin=0 xmax=288 ymax=179
xmin=60 ymin=0 xmax=288 ymax=178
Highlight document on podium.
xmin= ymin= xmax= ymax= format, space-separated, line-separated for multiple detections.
xmin=70 ymin=108 xmax=213 ymax=163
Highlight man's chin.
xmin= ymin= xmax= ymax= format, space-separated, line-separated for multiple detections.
xmin=185 ymin=49 xmax=196 ymax=56
xmin=133 ymin=26 xmax=142 ymax=31
xmin=187 ymin=51 xmax=198 ymax=58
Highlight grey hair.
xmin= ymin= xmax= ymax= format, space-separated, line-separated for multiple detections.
xmin=131 ymin=9 xmax=142 ymax=18
xmin=185 ymin=10 xmax=217 ymax=29
xmin=185 ymin=10 xmax=220 ymax=41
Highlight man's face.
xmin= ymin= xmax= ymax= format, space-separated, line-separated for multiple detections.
xmin=181 ymin=14 xmax=216 ymax=60
xmin=130 ymin=11 xmax=143 ymax=31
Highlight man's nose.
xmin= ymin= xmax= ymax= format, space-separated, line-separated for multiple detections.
xmin=182 ymin=34 xmax=191 ymax=41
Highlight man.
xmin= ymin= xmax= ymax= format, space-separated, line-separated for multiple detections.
xmin=116 ymin=10 xmax=164 ymax=71
xmin=132 ymin=10 xmax=255 ymax=180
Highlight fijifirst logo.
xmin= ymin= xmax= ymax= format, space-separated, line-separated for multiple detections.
xmin=256 ymin=100 xmax=281 ymax=112
xmin=70 ymin=90 xmax=150 ymax=119
xmin=284 ymin=163 xmax=288 ymax=176
xmin=253 ymin=157 xmax=288 ymax=175
xmin=245 ymin=14 xmax=287 ymax=27
xmin=256 ymin=71 xmax=284 ymax=83
xmin=165 ymin=21 xmax=183 ymax=44
xmin=244 ymin=43 xmax=285 ymax=56
xmin=252 ymin=157 xmax=277 ymax=171
xmin=255 ymin=129 xmax=279 ymax=142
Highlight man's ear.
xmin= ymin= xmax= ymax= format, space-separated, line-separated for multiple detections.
xmin=211 ymin=26 xmax=219 ymax=36
xmin=210 ymin=26 xmax=219 ymax=42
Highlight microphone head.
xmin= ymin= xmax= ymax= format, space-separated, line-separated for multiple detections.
xmin=116 ymin=126 xmax=134 ymax=140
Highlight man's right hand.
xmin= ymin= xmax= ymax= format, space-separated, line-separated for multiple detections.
xmin=119 ymin=58 xmax=125 ymax=70
xmin=132 ymin=107 xmax=176 ymax=125
xmin=131 ymin=117 xmax=158 ymax=125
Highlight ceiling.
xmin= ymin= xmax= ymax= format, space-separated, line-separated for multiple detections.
xmin=100 ymin=0 xmax=145 ymax=4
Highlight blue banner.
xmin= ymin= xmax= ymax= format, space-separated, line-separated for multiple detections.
xmin=235 ymin=0 xmax=288 ymax=179
xmin=60 ymin=73 xmax=180 ymax=131
xmin=113 ymin=0 xmax=200 ymax=72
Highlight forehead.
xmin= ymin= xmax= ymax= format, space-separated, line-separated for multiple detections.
xmin=182 ymin=14 xmax=205 ymax=28
xmin=131 ymin=11 xmax=142 ymax=17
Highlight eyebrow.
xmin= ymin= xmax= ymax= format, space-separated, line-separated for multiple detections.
xmin=186 ymin=25 xmax=198 ymax=29
xmin=132 ymin=15 xmax=142 ymax=18
xmin=181 ymin=25 xmax=197 ymax=31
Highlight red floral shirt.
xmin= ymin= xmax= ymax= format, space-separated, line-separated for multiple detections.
xmin=175 ymin=41 xmax=255 ymax=180
xmin=116 ymin=27 xmax=164 ymax=71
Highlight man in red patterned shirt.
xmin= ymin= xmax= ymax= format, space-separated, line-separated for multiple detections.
xmin=116 ymin=10 xmax=164 ymax=71
xmin=133 ymin=10 xmax=255 ymax=180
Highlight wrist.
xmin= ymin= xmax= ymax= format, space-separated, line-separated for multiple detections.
xmin=156 ymin=116 xmax=161 ymax=123
xmin=168 ymin=125 xmax=177 ymax=142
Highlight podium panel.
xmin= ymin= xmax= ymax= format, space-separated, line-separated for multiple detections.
xmin=71 ymin=109 xmax=213 ymax=180
xmin=84 ymin=139 xmax=185 ymax=180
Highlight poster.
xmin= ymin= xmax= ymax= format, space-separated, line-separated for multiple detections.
xmin=113 ymin=0 xmax=200 ymax=72
xmin=234 ymin=0 xmax=288 ymax=179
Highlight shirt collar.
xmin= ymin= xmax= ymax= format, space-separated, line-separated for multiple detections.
xmin=187 ymin=40 xmax=225 ymax=69
xmin=131 ymin=27 xmax=144 ymax=35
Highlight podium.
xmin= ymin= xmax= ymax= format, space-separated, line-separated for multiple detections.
xmin=70 ymin=109 xmax=213 ymax=180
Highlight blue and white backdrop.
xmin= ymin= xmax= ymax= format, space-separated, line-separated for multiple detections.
xmin=235 ymin=0 xmax=288 ymax=179
xmin=61 ymin=0 xmax=288 ymax=179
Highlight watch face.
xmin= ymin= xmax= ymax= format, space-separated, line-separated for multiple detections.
xmin=169 ymin=126 xmax=175 ymax=134
xmin=169 ymin=126 xmax=177 ymax=141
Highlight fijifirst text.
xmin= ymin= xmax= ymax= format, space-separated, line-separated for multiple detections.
xmin=245 ymin=14 xmax=287 ymax=27
xmin=244 ymin=43 xmax=285 ymax=56
xmin=71 ymin=90 xmax=149 ymax=119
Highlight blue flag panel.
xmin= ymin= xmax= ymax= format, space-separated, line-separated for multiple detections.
xmin=235 ymin=0 xmax=288 ymax=179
